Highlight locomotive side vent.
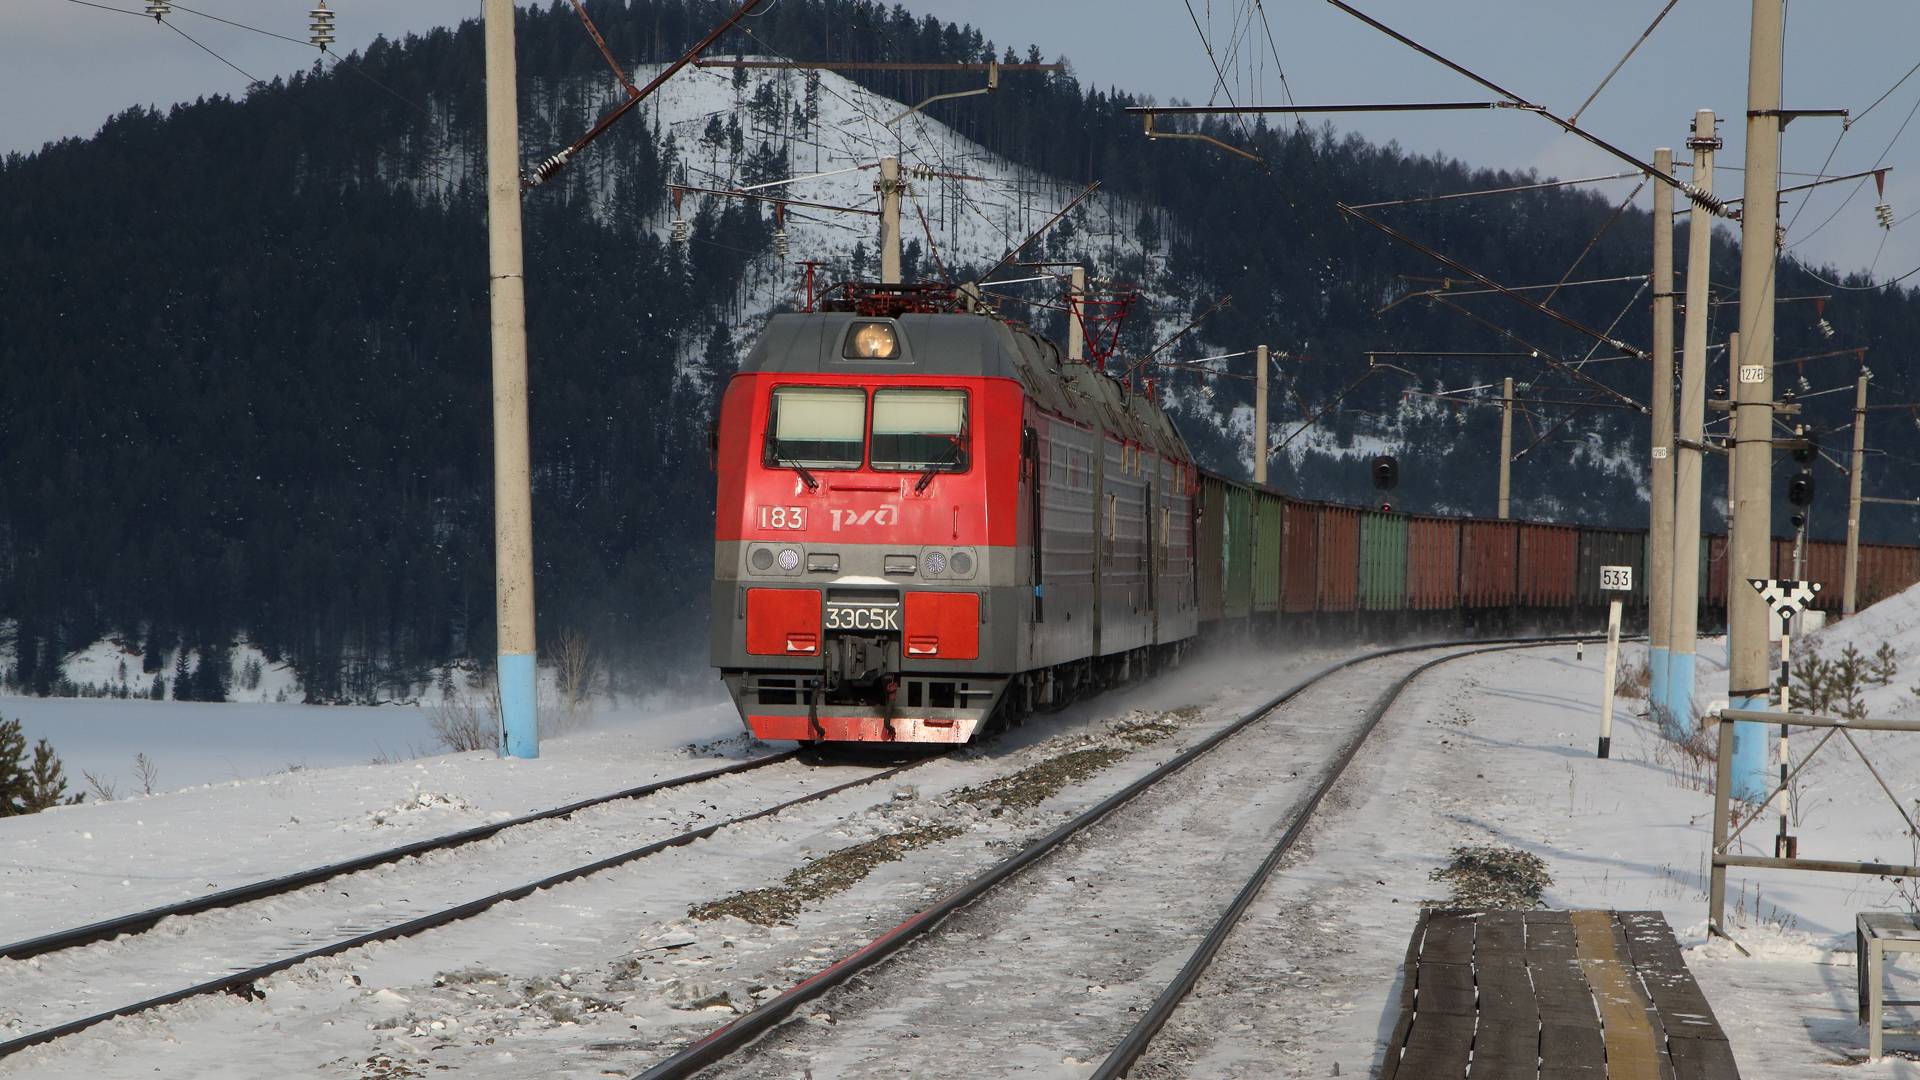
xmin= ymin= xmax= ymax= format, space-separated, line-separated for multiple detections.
xmin=903 ymin=679 xmax=958 ymax=708
xmin=756 ymin=678 xmax=800 ymax=706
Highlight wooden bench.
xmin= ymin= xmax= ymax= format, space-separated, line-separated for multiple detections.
xmin=1857 ymin=912 xmax=1920 ymax=1061
xmin=1380 ymin=909 xmax=1740 ymax=1080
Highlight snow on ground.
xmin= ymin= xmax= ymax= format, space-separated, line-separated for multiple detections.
xmin=1805 ymin=580 xmax=1920 ymax=717
xmin=10 ymin=617 xmax=1920 ymax=1077
xmin=0 ymin=688 xmax=739 ymax=943
xmin=1126 ymin=632 xmax=1920 ymax=1078
xmin=0 ymin=641 xmax=1352 ymax=1079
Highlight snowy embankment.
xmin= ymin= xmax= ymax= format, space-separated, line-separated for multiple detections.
xmin=7 ymin=598 xmax=1920 ymax=1076
xmin=0 ymin=693 xmax=741 ymax=943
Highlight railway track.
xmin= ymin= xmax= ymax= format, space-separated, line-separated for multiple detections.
xmin=0 ymin=749 xmax=927 ymax=1058
xmin=633 ymin=636 xmax=1589 ymax=1079
xmin=1 ymin=751 xmax=799 ymax=964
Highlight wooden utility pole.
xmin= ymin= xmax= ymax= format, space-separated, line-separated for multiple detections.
xmin=484 ymin=0 xmax=538 ymax=758
xmin=1730 ymin=0 xmax=1785 ymax=800
xmin=1845 ymin=372 xmax=1868 ymax=615
xmin=1649 ymin=145 xmax=1677 ymax=720
xmin=1254 ymin=344 xmax=1270 ymax=485
xmin=1668 ymin=110 xmax=1716 ymax=739
xmin=1498 ymin=376 xmax=1514 ymax=518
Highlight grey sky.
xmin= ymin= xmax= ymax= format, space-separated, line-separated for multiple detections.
xmin=7 ymin=1 xmax=1920 ymax=280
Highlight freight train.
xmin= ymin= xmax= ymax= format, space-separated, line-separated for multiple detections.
xmin=710 ymin=284 xmax=1920 ymax=745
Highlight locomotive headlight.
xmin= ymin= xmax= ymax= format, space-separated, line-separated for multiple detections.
xmin=845 ymin=322 xmax=900 ymax=359
xmin=777 ymin=547 xmax=802 ymax=572
xmin=924 ymin=550 xmax=947 ymax=576
xmin=949 ymin=549 xmax=974 ymax=577
xmin=749 ymin=547 xmax=775 ymax=572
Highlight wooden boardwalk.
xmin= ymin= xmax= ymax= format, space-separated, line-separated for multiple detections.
xmin=1378 ymin=909 xmax=1739 ymax=1080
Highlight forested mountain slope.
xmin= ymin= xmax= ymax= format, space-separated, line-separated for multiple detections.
xmin=2 ymin=0 xmax=1913 ymax=699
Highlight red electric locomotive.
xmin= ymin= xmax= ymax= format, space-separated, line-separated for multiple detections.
xmin=710 ymin=285 xmax=1199 ymax=744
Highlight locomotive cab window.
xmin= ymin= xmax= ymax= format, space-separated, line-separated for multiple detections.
xmin=871 ymin=389 xmax=969 ymax=473
xmin=765 ymin=386 xmax=866 ymax=469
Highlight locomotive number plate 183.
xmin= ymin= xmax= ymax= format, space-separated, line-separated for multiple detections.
xmin=825 ymin=601 xmax=901 ymax=632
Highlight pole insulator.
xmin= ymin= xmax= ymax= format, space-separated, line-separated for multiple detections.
xmin=1876 ymin=202 xmax=1895 ymax=230
xmin=525 ymin=149 xmax=573 ymax=188
xmin=145 ymin=0 xmax=170 ymax=19
xmin=308 ymin=0 xmax=335 ymax=50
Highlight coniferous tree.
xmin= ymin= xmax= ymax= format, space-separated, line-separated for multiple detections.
xmin=173 ymin=649 xmax=193 ymax=703
xmin=0 ymin=718 xmax=78 ymax=815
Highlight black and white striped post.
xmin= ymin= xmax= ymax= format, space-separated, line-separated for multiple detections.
xmin=1748 ymin=577 xmax=1822 ymax=858
xmin=1597 ymin=564 xmax=1633 ymax=758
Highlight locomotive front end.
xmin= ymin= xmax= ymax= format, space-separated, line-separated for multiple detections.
xmin=711 ymin=307 xmax=1020 ymax=744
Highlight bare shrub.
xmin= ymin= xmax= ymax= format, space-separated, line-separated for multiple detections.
xmin=541 ymin=622 xmax=591 ymax=730
xmin=83 ymin=770 xmax=119 ymax=802
xmin=133 ymin=752 xmax=158 ymax=796
xmin=432 ymin=678 xmax=496 ymax=753
xmin=1648 ymin=721 xmax=1718 ymax=793
xmin=1614 ymin=656 xmax=1649 ymax=698
xmin=548 ymin=627 xmax=599 ymax=720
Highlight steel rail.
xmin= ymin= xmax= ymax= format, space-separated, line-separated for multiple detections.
xmin=0 ymin=754 xmax=924 ymax=1059
xmin=1 ymin=751 xmax=799 ymax=963
xmin=1092 ymin=638 xmax=1572 ymax=1078
xmin=633 ymin=634 xmax=1596 ymax=1079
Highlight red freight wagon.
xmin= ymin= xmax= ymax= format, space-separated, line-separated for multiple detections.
xmin=1518 ymin=522 xmax=1579 ymax=608
xmin=1406 ymin=516 xmax=1462 ymax=610
xmin=1282 ymin=499 xmax=1321 ymax=614
xmin=1860 ymin=543 xmax=1920 ymax=610
xmin=1705 ymin=535 xmax=1730 ymax=608
xmin=1317 ymin=504 xmax=1361 ymax=613
xmin=1461 ymin=520 xmax=1519 ymax=608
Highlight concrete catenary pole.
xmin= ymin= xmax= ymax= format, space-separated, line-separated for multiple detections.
xmin=1254 ymin=344 xmax=1270 ymax=485
xmin=1845 ymin=372 xmax=1868 ymax=615
xmin=1649 ymin=146 xmax=1677 ymax=723
xmin=1731 ymin=0 xmax=1785 ymax=800
xmin=1668 ymin=110 xmax=1716 ymax=739
xmin=1066 ymin=265 xmax=1087 ymax=363
xmin=879 ymin=156 xmax=903 ymax=284
xmin=483 ymin=0 xmax=538 ymax=759
xmin=1498 ymin=376 xmax=1514 ymax=519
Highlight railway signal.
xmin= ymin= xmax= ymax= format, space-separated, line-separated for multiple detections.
xmin=1371 ymin=455 xmax=1400 ymax=491
xmin=1747 ymin=577 xmax=1822 ymax=859
xmin=1786 ymin=469 xmax=1815 ymax=508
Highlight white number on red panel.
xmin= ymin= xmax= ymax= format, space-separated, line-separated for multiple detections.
xmin=760 ymin=506 xmax=807 ymax=530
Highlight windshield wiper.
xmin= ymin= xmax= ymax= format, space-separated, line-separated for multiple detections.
xmin=771 ymin=448 xmax=820 ymax=491
xmin=913 ymin=436 xmax=965 ymax=494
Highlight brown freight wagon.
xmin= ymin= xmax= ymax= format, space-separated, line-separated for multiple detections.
xmin=1405 ymin=515 xmax=1462 ymax=610
xmin=1861 ymin=543 xmax=1920 ymax=609
xmin=1282 ymin=497 xmax=1321 ymax=614
xmin=1517 ymin=522 xmax=1579 ymax=608
xmin=1196 ymin=474 xmax=1227 ymax=621
xmin=1460 ymin=519 xmax=1519 ymax=608
xmin=1317 ymin=504 xmax=1361 ymax=613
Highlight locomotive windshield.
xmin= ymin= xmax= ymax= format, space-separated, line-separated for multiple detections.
xmin=766 ymin=386 xmax=865 ymax=469
xmin=871 ymin=388 xmax=968 ymax=472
